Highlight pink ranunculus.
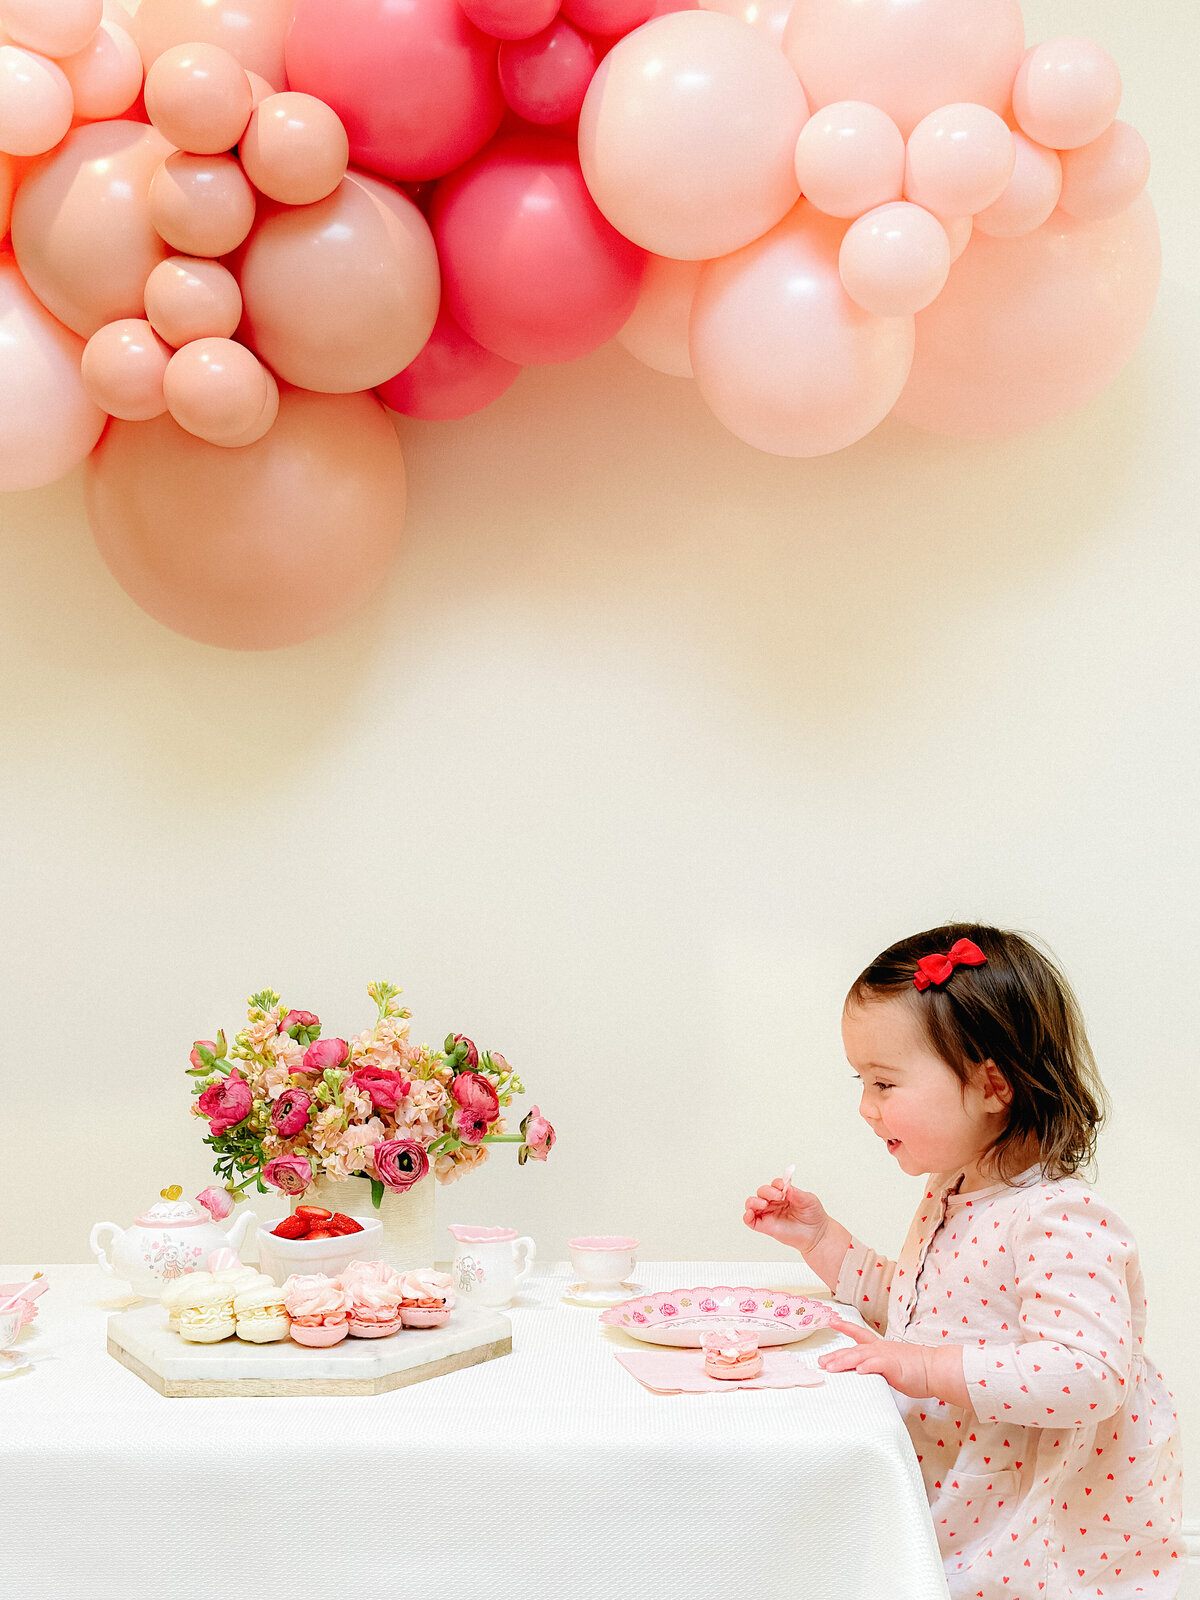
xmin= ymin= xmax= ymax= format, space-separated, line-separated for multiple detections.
xmin=195 ymin=1186 xmax=233 ymax=1221
xmin=349 ymin=1065 xmax=410 ymax=1111
xmin=452 ymin=1034 xmax=480 ymax=1067
xmin=453 ymin=1070 xmax=500 ymax=1121
xmin=196 ymin=1072 xmax=252 ymax=1136
xmin=299 ymin=1037 xmax=348 ymax=1075
xmin=370 ymin=1138 xmax=429 ymax=1192
xmin=452 ymin=1106 xmax=490 ymax=1144
xmin=189 ymin=1039 xmax=217 ymax=1070
xmin=282 ymin=1009 xmax=318 ymax=1034
xmin=262 ymin=1155 xmax=313 ymax=1195
xmin=522 ymin=1105 xmax=555 ymax=1161
xmin=271 ymin=1087 xmax=313 ymax=1138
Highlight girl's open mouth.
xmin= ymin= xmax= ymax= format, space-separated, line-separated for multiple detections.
xmin=886 ymin=1139 xmax=901 ymax=1154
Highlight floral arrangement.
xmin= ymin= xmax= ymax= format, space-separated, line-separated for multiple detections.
xmin=188 ymin=983 xmax=554 ymax=1213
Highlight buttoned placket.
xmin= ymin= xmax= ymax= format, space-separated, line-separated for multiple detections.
xmin=889 ymin=1172 xmax=964 ymax=1338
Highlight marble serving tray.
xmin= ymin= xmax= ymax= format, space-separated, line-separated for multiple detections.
xmin=107 ymin=1301 xmax=512 ymax=1397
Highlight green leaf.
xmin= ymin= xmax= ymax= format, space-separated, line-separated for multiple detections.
xmin=370 ymin=1178 xmax=385 ymax=1209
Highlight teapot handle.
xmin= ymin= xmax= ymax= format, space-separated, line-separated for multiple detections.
xmin=89 ymin=1222 xmax=120 ymax=1277
xmin=512 ymin=1237 xmax=536 ymax=1285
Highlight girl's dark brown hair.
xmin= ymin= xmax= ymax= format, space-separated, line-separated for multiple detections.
xmin=847 ymin=924 xmax=1108 ymax=1182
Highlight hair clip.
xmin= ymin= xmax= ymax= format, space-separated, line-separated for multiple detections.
xmin=913 ymin=938 xmax=986 ymax=991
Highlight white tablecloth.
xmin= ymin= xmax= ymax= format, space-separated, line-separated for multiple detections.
xmin=0 ymin=1261 xmax=949 ymax=1600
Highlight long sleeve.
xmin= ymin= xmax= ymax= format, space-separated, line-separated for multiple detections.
xmin=835 ymin=1239 xmax=896 ymax=1334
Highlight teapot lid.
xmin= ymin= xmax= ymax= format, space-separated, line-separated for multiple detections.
xmin=135 ymin=1188 xmax=211 ymax=1228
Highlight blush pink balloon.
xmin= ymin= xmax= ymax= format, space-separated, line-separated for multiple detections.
xmin=499 ymin=21 xmax=595 ymax=125
xmin=143 ymin=254 xmax=242 ymax=345
xmin=458 ymin=0 xmax=559 ymax=41
xmin=561 ymin=0 xmax=653 ymax=35
xmin=699 ymin=0 xmax=792 ymax=48
xmin=432 ymin=132 xmax=643 ymax=365
xmin=782 ymin=0 xmax=1024 ymax=139
xmin=690 ymin=201 xmax=914 ymax=456
xmin=895 ymin=193 xmax=1160 ymax=437
xmin=81 ymin=316 xmax=171 ymax=419
xmin=1012 ymin=37 xmax=1121 ymax=152
xmin=793 ymin=100 xmax=904 ymax=218
xmin=57 ymin=18 xmax=142 ymax=119
xmin=904 ymin=103 xmax=1014 ymax=219
xmin=0 ymin=0 xmax=101 ymax=58
xmin=149 ymin=151 xmax=257 ymax=258
xmin=616 ymin=254 xmax=703 ymax=378
xmin=0 ymin=46 xmax=74 ymax=157
xmin=579 ymin=11 xmax=808 ymax=261
xmin=376 ymin=304 xmax=521 ymax=421
xmin=236 ymin=170 xmax=440 ymax=393
xmin=941 ymin=213 xmax=972 ymax=262
xmin=245 ymin=70 xmax=275 ymax=108
xmin=217 ymin=367 xmax=279 ymax=447
xmin=134 ymin=0 xmax=292 ymax=89
xmin=143 ymin=42 xmax=252 ymax=155
xmin=0 ymin=254 xmax=106 ymax=489
xmin=285 ymin=0 xmax=505 ymax=183
xmin=11 ymin=119 xmax=173 ymax=336
xmin=1058 ymin=121 xmax=1149 ymax=224
xmin=85 ymin=385 xmax=407 ymax=650
xmin=163 ymin=335 xmax=270 ymax=444
xmin=239 ymin=93 xmax=349 ymax=206
xmin=838 ymin=201 xmax=949 ymax=317
xmin=973 ymin=131 xmax=1061 ymax=238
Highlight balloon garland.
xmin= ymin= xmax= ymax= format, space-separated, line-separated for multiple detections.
xmin=0 ymin=0 xmax=1159 ymax=649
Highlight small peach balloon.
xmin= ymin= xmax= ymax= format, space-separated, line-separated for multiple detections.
xmin=1012 ymin=37 xmax=1121 ymax=152
xmin=839 ymin=200 xmax=949 ymax=317
xmin=163 ymin=335 xmax=270 ymax=444
xmin=904 ymin=103 xmax=1014 ymax=219
xmin=0 ymin=0 xmax=102 ymax=58
xmin=0 ymin=46 xmax=73 ymax=157
xmin=215 ymin=364 xmax=278 ymax=447
xmin=616 ymin=254 xmax=702 ymax=378
xmin=1058 ymin=120 xmax=1149 ymax=223
xmin=144 ymin=41 xmax=252 ymax=155
xmin=245 ymin=70 xmax=275 ymax=108
xmin=149 ymin=150 xmax=257 ymax=257
xmin=144 ymin=254 xmax=242 ymax=346
xmin=794 ymin=101 xmax=905 ymax=219
xmin=134 ymin=0 xmax=292 ymax=89
xmin=239 ymin=91 xmax=349 ymax=206
xmin=57 ymin=17 xmax=142 ymax=119
xmin=81 ymin=316 xmax=171 ymax=419
xmin=973 ymin=131 xmax=1061 ymax=239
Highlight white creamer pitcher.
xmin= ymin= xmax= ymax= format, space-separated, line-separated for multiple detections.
xmin=447 ymin=1224 xmax=535 ymax=1308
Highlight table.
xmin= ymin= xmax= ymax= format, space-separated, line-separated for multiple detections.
xmin=0 ymin=1261 xmax=949 ymax=1600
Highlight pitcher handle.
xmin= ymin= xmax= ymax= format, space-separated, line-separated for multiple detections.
xmin=89 ymin=1222 xmax=119 ymax=1277
xmin=513 ymin=1236 xmax=536 ymax=1285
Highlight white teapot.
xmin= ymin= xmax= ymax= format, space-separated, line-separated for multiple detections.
xmin=90 ymin=1191 xmax=257 ymax=1297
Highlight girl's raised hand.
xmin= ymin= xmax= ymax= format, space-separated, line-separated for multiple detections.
xmin=742 ymin=1172 xmax=830 ymax=1253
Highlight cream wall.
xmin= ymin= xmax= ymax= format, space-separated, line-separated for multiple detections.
xmin=0 ymin=0 xmax=1196 ymax=1542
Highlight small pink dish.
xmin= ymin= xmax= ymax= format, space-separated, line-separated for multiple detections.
xmin=447 ymin=1225 xmax=518 ymax=1244
xmin=567 ymin=1235 xmax=638 ymax=1251
xmin=290 ymin=1320 xmax=348 ymax=1347
xmin=601 ymin=1286 xmax=839 ymax=1347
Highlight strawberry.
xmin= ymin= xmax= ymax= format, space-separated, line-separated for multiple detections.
xmin=303 ymin=1225 xmax=341 ymax=1239
xmin=294 ymin=1205 xmax=332 ymax=1222
xmin=330 ymin=1214 xmax=362 ymax=1234
xmin=272 ymin=1215 xmax=310 ymax=1239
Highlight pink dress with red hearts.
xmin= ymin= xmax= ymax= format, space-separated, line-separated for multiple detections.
xmin=835 ymin=1168 xmax=1183 ymax=1599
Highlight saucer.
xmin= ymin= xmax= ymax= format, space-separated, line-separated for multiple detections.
xmin=562 ymin=1281 xmax=643 ymax=1308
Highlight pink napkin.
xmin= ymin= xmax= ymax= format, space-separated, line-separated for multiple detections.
xmin=616 ymin=1347 xmax=826 ymax=1394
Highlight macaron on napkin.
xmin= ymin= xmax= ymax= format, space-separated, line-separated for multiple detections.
xmin=615 ymin=1348 xmax=826 ymax=1394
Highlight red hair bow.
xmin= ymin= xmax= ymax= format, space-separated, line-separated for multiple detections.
xmin=912 ymin=939 xmax=986 ymax=991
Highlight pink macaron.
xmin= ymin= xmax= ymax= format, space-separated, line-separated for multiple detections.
xmin=289 ymin=1319 xmax=348 ymax=1347
xmin=399 ymin=1305 xmax=451 ymax=1328
xmin=347 ymin=1313 xmax=404 ymax=1339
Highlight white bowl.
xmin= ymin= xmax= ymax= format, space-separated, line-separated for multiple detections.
xmin=255 ymin=1214 xmax=384 ymax=1285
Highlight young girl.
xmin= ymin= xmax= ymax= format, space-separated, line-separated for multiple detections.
xmin=745 ymin=924 xmax=1183 ymax=1600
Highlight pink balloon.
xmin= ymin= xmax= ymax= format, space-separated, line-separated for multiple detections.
xmin=134 ymin=0 xmax=292 ymax=89
xmin=561 ymin=0 xmax=653 ymax=35
xmin=376 ymin=304 xmax=521 ymax=420
xmin=904 ymin=103 xmax=1014 ymax=219
xmin=973 ymin=131 xmax=1061 ymax=238
xmin=86 ymin=385 xmax=407 ymax=650
xmin=0 ymin=255 xmax=105 ymax=489
xmin=143 ymin=42 xmax=252 ymax=155
xmin=0 ymin=0 xmax=101 ymax=58
xmin=143 ymin=255 xmax=242 ymax=346
xmin=1012 ymin=37 xmax=1121 ymax=152
xmin=57 ymin=18 xmax=142 ymax=120
xmin=895 ymin=194 xmax=1160 ymax=437
xmin=783 ymin=0 xmax=1024 ymax=139
xmin=698 ymin=0 xmax=792 ymax=47
xmin=163 ymin=335 xmax=270 ymax=444
xmin=458 ymin=0 xmax=559 ymax=41
xmin=149 ymin=151 xmax=258 ymax=258
xmin=81 ymin=316 xmax=171 ymax=420
xmin=839 ymin=201 xmax=949 ymax=317
xmin=579 ymin=11 xmax=808 ymax=260
xmin=285 ymin=0 xmax=505 ymax=183
xmin=615 ymin=254 xmax=703 ymax=378
xmin=690 ymin=201 xmax=914 ymax=456
xmin=793 ymin=100 xmax=904 ymax=219
xmin=432 ymin=133 xmax=643 ymax=365
xmin=0 ymin=46 xmax=74 ymax=157
xmin=499 ymin=21 xmax=596 ymax=125
xmin=238 ymin=92 xmax=349 ymax=206
xmin=1058 ymin=121 xmax=1149 ymax=224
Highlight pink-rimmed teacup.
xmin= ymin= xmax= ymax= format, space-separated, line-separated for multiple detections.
xmin=568 ymin=1235 xmax=639 ymax=1290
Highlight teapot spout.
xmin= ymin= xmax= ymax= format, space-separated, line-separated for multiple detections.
xmin=225 ymin=1208 xmax=258 ymax=1257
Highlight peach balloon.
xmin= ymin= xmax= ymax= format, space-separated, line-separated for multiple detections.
xmin=218 ymin=365 xmax=279 ymax=447
xmin=973 ymin=131 xmax=1060 ymax=239
xmin=144 ymin=43 xmax=252 ymax=155
xmin=689 ymin=201 xmax=914 ymax=456
xmin=245 ymin=71 xmax=276 ymax=109
xmin=839 ymin=201 xmax=949 ymax=317
xmin=895 ymin=193 xmax=1160 ymax=437
xmin=940 ymin=213 xmax=972 ymax=262
xmin=81 ymin=316 xmax=171 ymax=419
xmin=699 ymin=0 xmax=792 ymax=48
xmin=85 ymin=385 xmax=407 ymax=650
xmin=134 ymin=0 xmax=292 ymax=90
xmin=0 ymin=255 xmax=106 ymax=489
xmin=1058 ymin=121 xmax=1149 ymax=224
xmin=616 ymin=255 xmax=703 ymax=378
xmin=1012 ymin=37 xmax=1121 ymax=152
xmin=149 ymin=150 xmax=257 ymax=257
xmin=0 ymin=46 xmax=74 ymax=157
xmin=793 ymin=100 xmax=904 ymax=219
xmin=904 ymin=103 xmax=1014 ymax=219
xmin=57 ymin=18 xmax=142 ymax=119
xmin=239 ymin=93 xmax=349 ymax=206
xmin=163 ymin=335 xmax=270 ymax=444
xmin=11 ymin=120 xmax=173 ymax=336
xmin=143 ymin=255 xmax=242 ymax=346
xmin=578 ymin=11 xmax=808 ymax=261
xmin=236 ymin=170 xmax=440 ymax=393
xmin=783 ymin=0 xmax=1024 ymax=139
xmin=0 ymin=0 xmax=101 ymax=58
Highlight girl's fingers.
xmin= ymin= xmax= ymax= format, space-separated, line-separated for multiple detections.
xmin=829 ymin=1317 xmax=880 ymax=1345
xmin=755 ymin=1184 xmax=784 ymax=1203
xmin=745 ymin=1195 xmax=769 ymax=1212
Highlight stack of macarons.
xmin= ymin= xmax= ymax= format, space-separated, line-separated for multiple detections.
xmin=701 ymin=1326 xmax=763 ymax=1381
xmin=396 ymin=1268 xmax=456 ymax=1328
xmin=339 ymin=1261 xmax=405 ymax=1339
xmin=162 ymin=1266 xmax=287 ymax=1343
xmin=281 ymin=1273 xmax=352 ymax=1346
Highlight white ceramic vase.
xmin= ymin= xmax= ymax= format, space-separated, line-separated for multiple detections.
xmin=298 ymin=1175 xmax=438 ymax=1274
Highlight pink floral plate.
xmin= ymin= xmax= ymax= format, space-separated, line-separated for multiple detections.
xmin=600 ymin=1286 xmax=840 ymax=1347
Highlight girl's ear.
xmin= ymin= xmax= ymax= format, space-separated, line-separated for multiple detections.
xmin=980 ymin=1058 xmax=1013 ymax=1108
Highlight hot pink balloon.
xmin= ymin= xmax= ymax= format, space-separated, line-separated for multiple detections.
xmin=134 ymin=0 xmax=292 ymax=89
xmin=0 ymin=0 xmax=101 ymax=58
xmin=1012 ymin=37 xmax=1121 ymax=152
xmin=143 ymin=42 xmax=252 ymax=155
xmin=616 ymin=254 xmax=703 ymax=378
xmin=0 ymin=255 xmax=106 ymax=490
xmin=560 ymin=0 xmax=653 ymax=36
xmin=895 ymin=193 xmax=1160 ymax=437
xmin=81 ymin=316 xmax=171 ymax=420
xmin=499 ymin=21 xmax=595 ymax=125
xmin=783 ymin=0 xmax=1024 ymax=139
xmin=839 ymin=201 xmax=949 ymax=317
xmin=285 ymin=0 xmax=505 ymax=182
xmin=376 ymin=304 xmax=521 ymax=421
xmin=0 ymin=46 xmax=73 ymax=157
xmin=904 ymin=103 xmax=1014 ymax=219
xmin=972 ymin=131 xmax=1061 ymax=239
xmin=793 ymin=100 xmax=904 ymax=219
xmin=690 ymin=201 xmax=914 ymax=456
xmin=458 ymin=0 xmax=559 ymax=41
xmin=1058 ymin=121 xmax=1149 ymax=224
xmin=432 ymin=133 xmax=643 ymax=365
xmin=57 ymin=18 xmax=142 ymax=120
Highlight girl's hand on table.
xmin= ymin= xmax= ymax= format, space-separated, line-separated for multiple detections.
xmin=743 ymin=1176 xmax=830 ymax=1254
xmin=818 ymin=1319 xmax=969 ymax=1407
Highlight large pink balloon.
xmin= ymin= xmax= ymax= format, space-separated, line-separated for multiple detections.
xmin=285 ymin=0 xmax=505 ymax=183
xmin=376 ymin=304 xmax=521 ymax=421
xmin=894 ymin=194 xmax=1160 ymax=438
xmin=432 ymin=133 xmax=644 ymax=365
xmin=85 ymin=385 xmax=407 ymax=650
xmin=134 ymin=0 xmax=292 ymax=89
xmin=783 ymin=0 xmax=1025 ymax=139
xmin=690 ymin=201 xmax=914 ymax=456
xmin=0 ymin=255 xmax=106 ymax=490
